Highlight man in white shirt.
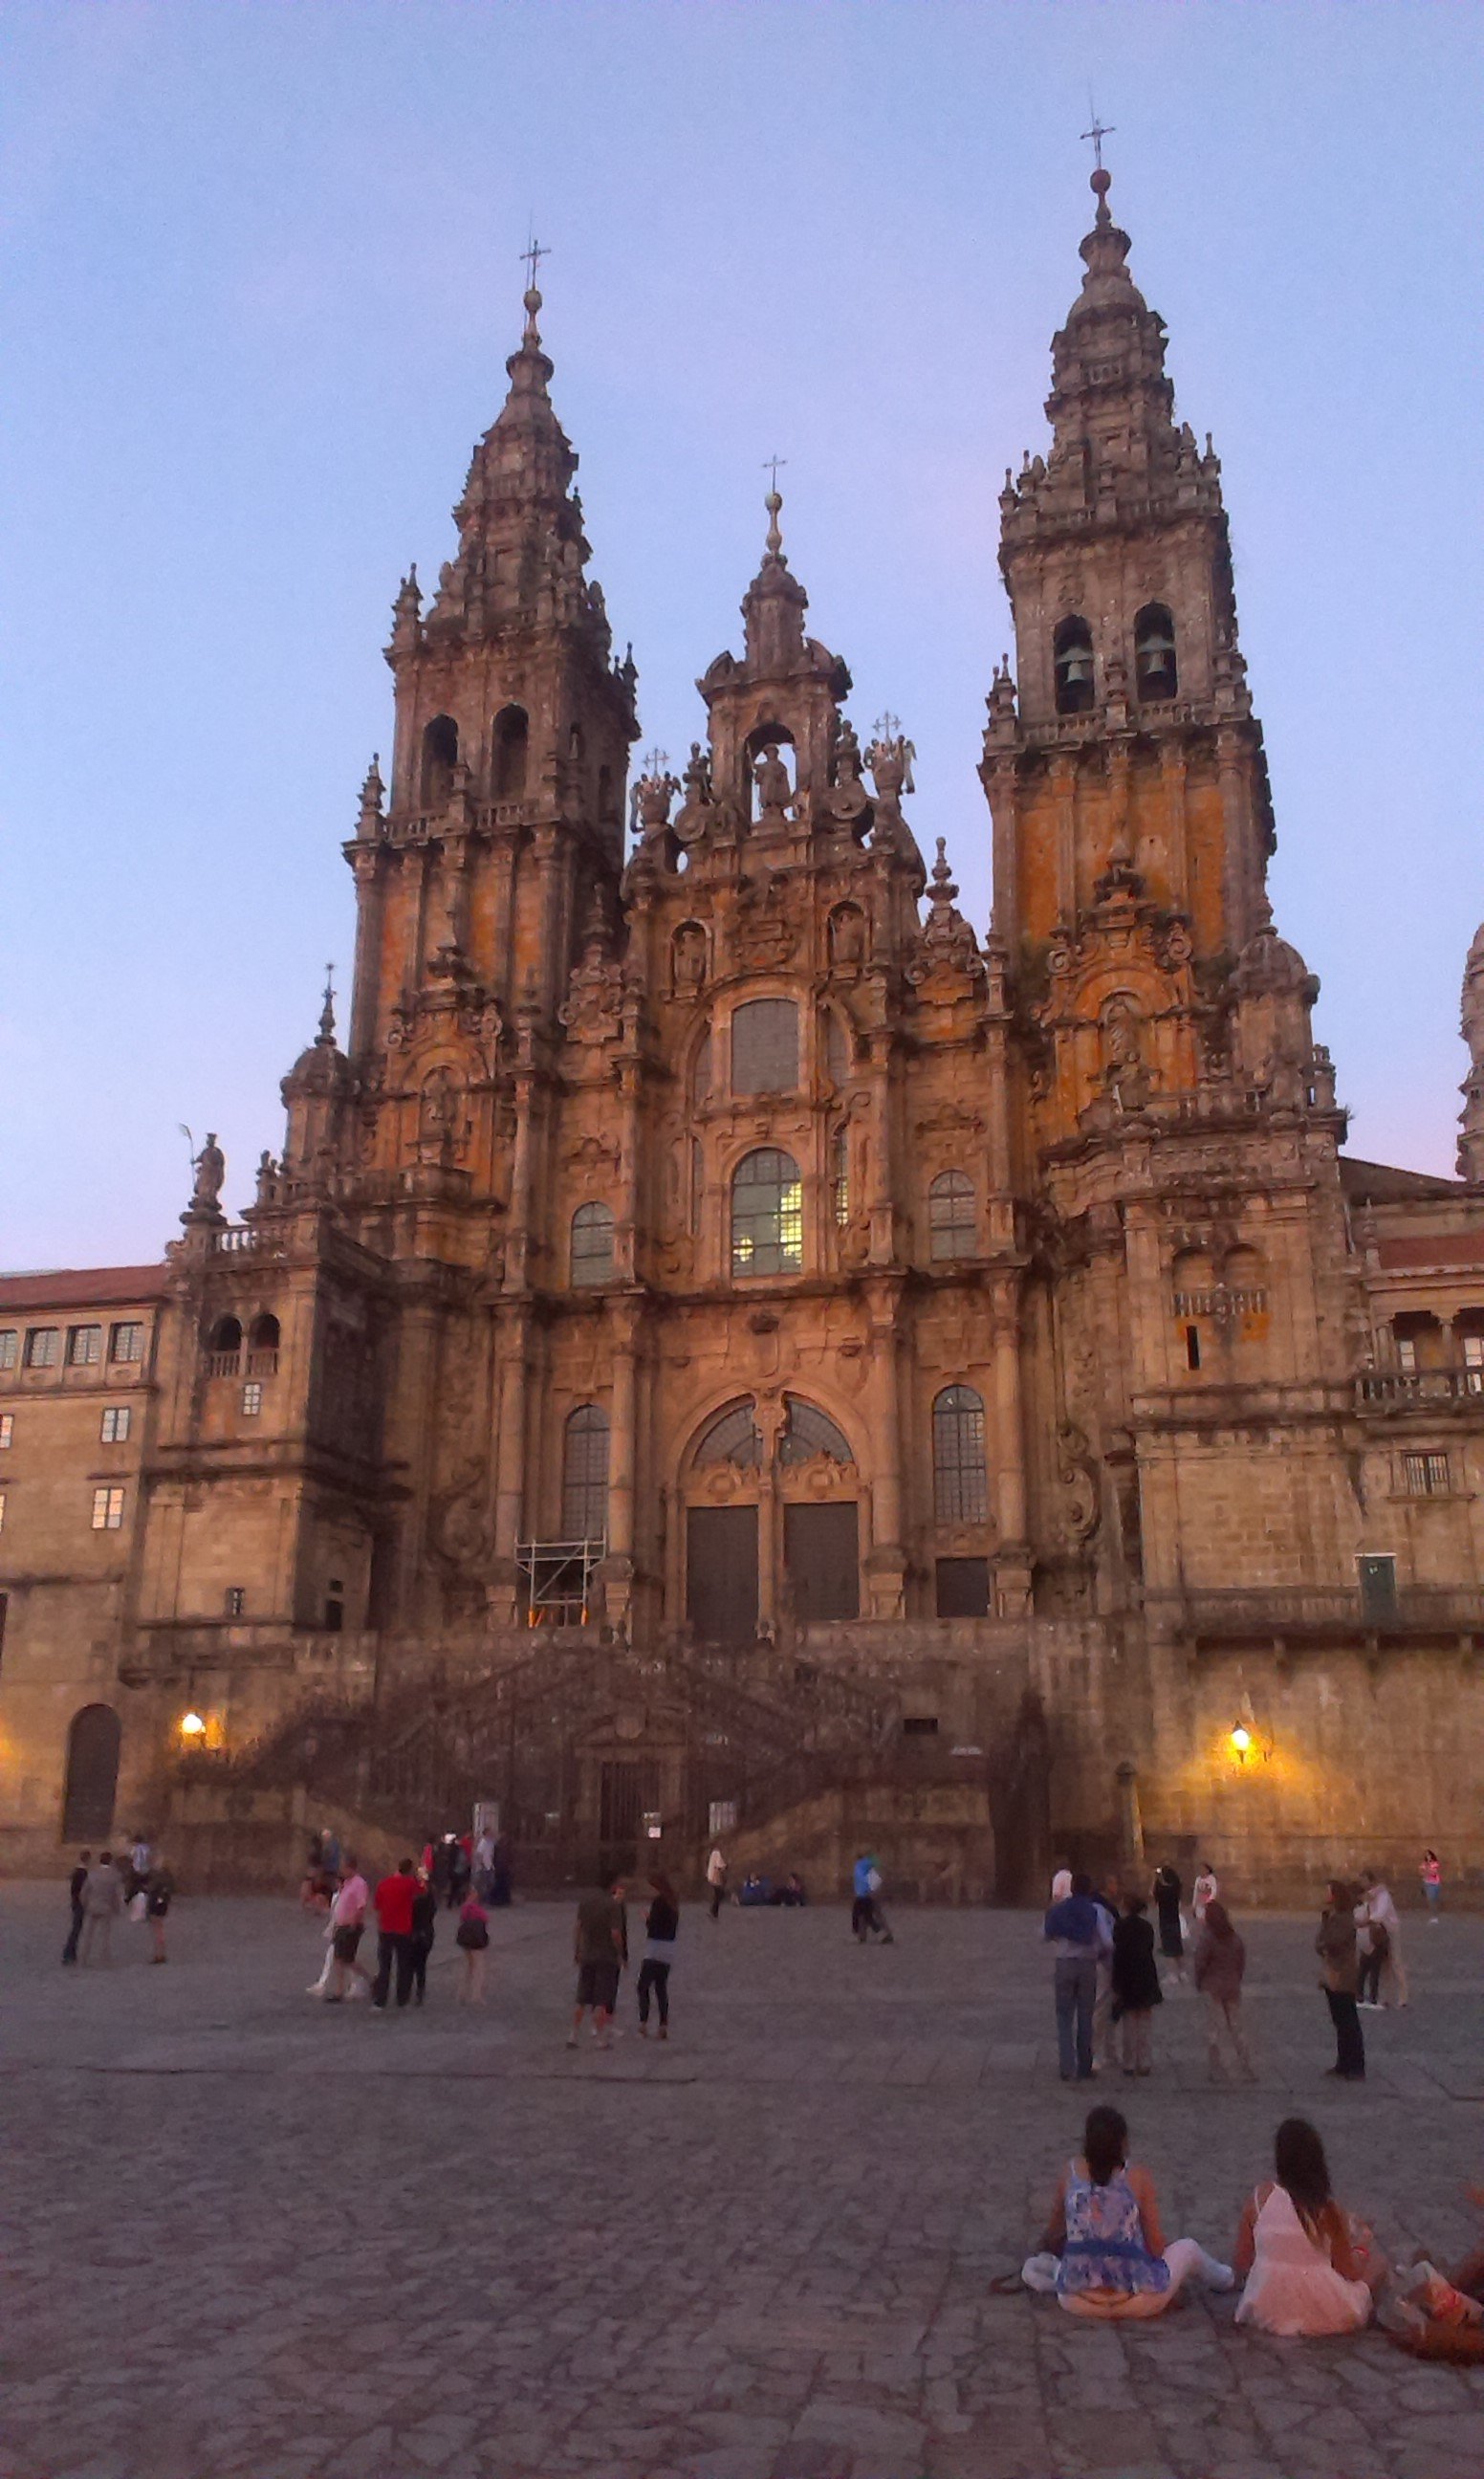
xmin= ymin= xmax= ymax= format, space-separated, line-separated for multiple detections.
xmin=707 ymin=1847 xmax=728 ymax=1921
xmin=325 ymin=1856 xmax=372 ymax=2002
xmin=1359 ymin=1870 xmax=1408 ymax=2007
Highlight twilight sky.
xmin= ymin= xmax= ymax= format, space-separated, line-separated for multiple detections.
xmin=1 ymin=0 xmax=1479 ymax=1267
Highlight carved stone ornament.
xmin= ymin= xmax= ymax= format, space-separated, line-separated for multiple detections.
xmin=908 ymin=842 xmax=982 ymax=985
xmin=1058 ymin=1424 xmax=1102 ymax=1546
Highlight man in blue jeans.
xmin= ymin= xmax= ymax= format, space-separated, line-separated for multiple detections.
xmin=1043 ymin=1871 xmax=1111 ymax=2080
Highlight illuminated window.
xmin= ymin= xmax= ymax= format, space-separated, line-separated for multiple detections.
xmin=109 ymin=1323 xmax=144 ymax=1364
xmin=241 ymin=1382 xmax=263 ymax=1416
xmin=831 ymin=1127 xmax=850 ymax=1227
xmin=731 ymin=1149 xmax=803 ymax=1278
xmin=100 ymin=1408 xmax=131 ymax=1444
xmin=25 ymin=1328 xmax=59 ymax=1370
xmin=928 ymin=1171 xmax=975 ymax=1261
xmin=562 ymin=1404 xmax=610 ymax=1541
xmin=933 ymin=1385 xmax=989 ymax=1525
xmin=0 ymin=1330 xmax=16 ymax=1371
xmin=1396 ymin=1336 xmax=1418 ymax=1372
xmin=225 ymin=1587 xmax=246 ymax=1618
xmin=0 ymin=1415 xmax=11 ymax=1448
xmin=1404 ymin=1451 xmax=1450 ymax=1497
xmin=91 ymin=1485 xmax=125 ymax=1532
xmin=0 ymin=1488 xmax=6 ymax=1534
xmin=68 ymin=1326 xmax=102 ymax=1368
xmin=571 ymin=1201 xmax=616 ymax=1288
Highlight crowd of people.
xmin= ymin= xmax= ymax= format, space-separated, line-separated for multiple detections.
xmin=60 ymin=1837 xmax=173 ymax=1964
xmin=1042 ymin=1855 xmax=1429 ymax=2088
xmin=1016 ymin=2101 xmax=1484 ymax=2344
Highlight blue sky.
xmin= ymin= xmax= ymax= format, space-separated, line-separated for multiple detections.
xmin=1 ymin=0 xmax=1479 ymax=1265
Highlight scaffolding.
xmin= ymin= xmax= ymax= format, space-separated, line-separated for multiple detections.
xmin=515 ymin=1535 xmax=607 ymax=1627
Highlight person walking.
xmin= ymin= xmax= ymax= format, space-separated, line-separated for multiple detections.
xmin=454 ymin=1888 xmax=490 ymax=2002
xmin=1233 ymin=2118 xmax=1385 ymax=2334
xmin=637 ymin=1874 xmax=679 ymax=2039
xmin=323 ymin=1854 xmax=371 ymax=2001
xmin=1021 ymin=2104 xmax=1233 ymax=2317
xmin=1316 ymin=1879 xmax=1364 ymax=2081
xmin=1191 ymin=1860 xmax=1219 ymax=1924
xmin=1044 ymin=1872 xmax=1110 ymax=2083
xmin=1191 ymin=1899 xmax=1256 ymax=2082
xmin=1111 ymin=1893 xmax=1163 ymax=2076
xmin=62 ymin=1851 xmax=91 ymax=1964
xmin=1152 ymin=1864 xmax=1186 ymax=1982
xmin=707 ymin=1845 xmax=729 ymax=1920
xmin=1359 ymin=1869 xmax=1408 ymax=2007
xmin=1421 ymin=1849 xmax=1443 ymax=1924
xmin=409 ymin=1868 xmax=437 ymax=2006
xmin=569 ymin=1870 xmax=628 ymax=2049
xmin=78 ymin=1853 xmax=123 ymax=1963
xmin=851 ymin=1852 xmax=894 ymax=1944
xmin=371 ymin=1859 xmax=420 ymax=2011
xmin=144 ymin=1860 xmax=174 ymax=1963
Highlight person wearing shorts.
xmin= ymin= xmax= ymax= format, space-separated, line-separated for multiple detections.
xmin=569 ymin=1872 xmax=627 ymax=2050
xmin=325 ymin=1858 xmax=371 ymax=2002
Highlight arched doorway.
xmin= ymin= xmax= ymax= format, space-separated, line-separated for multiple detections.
xmin=61 ymin=1704 xmax=121 ymax=1841
xmin=683 ymin=1394 xmax=861 ymax=1646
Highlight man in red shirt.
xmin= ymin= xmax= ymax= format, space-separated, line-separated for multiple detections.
xmin=371 ymin=1858 xmax=420 ymax=2011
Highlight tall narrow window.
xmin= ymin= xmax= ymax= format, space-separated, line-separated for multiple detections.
xmin=928 ymin=1170 xmax=976 ymax=1261
xmin=932 ymin=1384 xmax=989 ymax=1525
xmin=1134 ymin=603 xmax=1178 ymax=701
xmin=0 ymin=1415 xmax=12 ymax=1449
xmin=91 ymin=1485 xmax=126 ymax=1531
xmin=109 ymin=1323 xmax=144 ymax=1364
xmin=731 ymin=1149 xmax=803 ymax=1278
xmin=571 ymin=1200 xmax=616 ymax=1287
xmin=1054 ymin=616 xmax=1095 ymax=715
xmin=420 ymin=714 xmax=459 ymax=806
xmin=491 ymin=704 xmax=529 ymax=799
xmin=831 ymin=1127 xmax=851 ymax=1227
xmin=562 ymin=1404 xmax=610 ymax=1541
xmin=0 ymin=1330 xmax=16 ymax=1371
xmin=731 ymin=998 xmax=798 ymax=1096
xmin=24 ymin=1328 xmax=59 ymax=1370
xmin=100 ymin=1408 xmax=130 ymax=1444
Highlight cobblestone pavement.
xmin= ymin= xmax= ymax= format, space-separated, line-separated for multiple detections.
xmin=2 ymin=1883 xmax=1483 ymax=2479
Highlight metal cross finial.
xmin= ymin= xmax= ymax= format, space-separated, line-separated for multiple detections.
xmin=642 ymin=745 xmax=669 ymax=779
xmin=1080 ymin=110 xmax=1115 ymax=172
xmin=520 ymin=230 xmax=550 ymax=291
xmin=763 ymin=453 xmax=787 ymax=494
xmin=874 ymin=711 xmax=901 ymax=743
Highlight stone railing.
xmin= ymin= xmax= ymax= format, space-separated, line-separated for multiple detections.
xmin=1357 ymin=1367 xmax=1484 ymax=1409
xmin=1155 ymin=1586 xmax=1484 ymax=1644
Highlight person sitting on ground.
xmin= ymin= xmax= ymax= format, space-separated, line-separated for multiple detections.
xmin=1191 ymin=1898 xmax=1256 ymax=2083
xmin=1233 ymin=2117 xmax=1386 ymax=2334
xmin=1021 ymin=2104 xmax=1233 ymax=2318
xmin=1111 ymin=1893 xmax=1163 ymax=2077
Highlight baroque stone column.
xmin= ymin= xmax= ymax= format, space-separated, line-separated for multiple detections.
xmin=989 ymin=1272 xmax=1032 ymax=1617
xmin=863 ymin=1278 xmax=907 ymax=1619
xmin=487 ymin=1303 xmax=532 ymax=1625
xmin=599 ymin=1298 xmax=642 ymax=1634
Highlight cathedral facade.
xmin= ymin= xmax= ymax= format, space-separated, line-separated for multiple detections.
xmin=6 ymin=169 xmax=1484 ymax=1896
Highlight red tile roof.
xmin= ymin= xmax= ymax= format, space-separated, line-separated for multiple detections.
xmin=0 ymin=1264 xmax=168 ymax=1312
xmin=1375 ymin=1233 xmax=1484 ymax=1273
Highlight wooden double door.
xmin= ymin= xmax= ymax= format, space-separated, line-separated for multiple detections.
xmin=686 ymin=1502 xmax=859 ymax=1646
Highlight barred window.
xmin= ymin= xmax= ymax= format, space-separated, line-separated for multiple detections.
xmin=91 ymin=1485 xmax=126 ymax=1532
xmin=929 ymin=1171 xmax=976 ymax=1261
xmin=1404 ymin=1451 xmax=1450 ymax=1497
xmin=68 ymin=1326 xmax=102 ymax=1368
xmin=731 ymin=998 xmax=798 ymax=1096
xmin=0 ymin=1330 xmax=16 ymax=1371
xmin=25 ymin=1328 xmax=59 ymax=1370
xmin=109 ymin=1323 xmax=144 ymax=1364
xmin=562 ymin=1403 xmax=610 ymax=1541
xmin=100 ymin=1408 xmax=131 ymax=1444
xmin=933 ymin=1384 xmax=989 ymax=1525
xmin=694 ymin=1399 xmax=762 ymax=1469
xmin=571 ymin=1200 xmax=616 ymax=1287
xmin=731 ymin=1149 xmax=803 ymax=1278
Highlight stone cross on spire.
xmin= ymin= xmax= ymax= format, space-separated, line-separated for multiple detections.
xmin=763 ymin=455 xmax=787 ymax=555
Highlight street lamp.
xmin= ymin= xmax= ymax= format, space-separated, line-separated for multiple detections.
xmin=179 ymin=1710 xmax=207 ymax=1741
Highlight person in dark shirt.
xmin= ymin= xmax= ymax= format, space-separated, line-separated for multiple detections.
xmin=408 ymin=1868 xmax=438 ymax=2007
xmin=1111 ymin=1894 xmax=1163 ymax=2075
xmin=371 ymin=1858 xmax=420 ymax=2010
xmin=62 ymin=1851 xmax=91 ymax=1964
xmin=569 ymin=1872 xmax=627 ymax=2050
xmin=637 ymin=1875 xmax=679 ymax=2040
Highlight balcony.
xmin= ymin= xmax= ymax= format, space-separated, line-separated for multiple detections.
xmin=1357 ymin=1367 xmax=1484 ymax=1410
xmin=1154 ymin=1585 xmax=1484 ymax=1651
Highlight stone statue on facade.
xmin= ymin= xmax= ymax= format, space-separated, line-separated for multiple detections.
xmin=753 ymin=741 xmax=795 ymax=825
xmin=191 ymin=1132 xmax=225 ymax=1211
xmin=629 ymin=754 xmax=681 ymax=840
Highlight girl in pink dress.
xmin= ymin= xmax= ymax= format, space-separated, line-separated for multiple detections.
xmin=1233 ymin=2119 xmax=1384 ymax=2336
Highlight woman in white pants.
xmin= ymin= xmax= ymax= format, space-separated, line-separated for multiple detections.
xmin=1022 ymin=2105 xmax=1233 ymax=2319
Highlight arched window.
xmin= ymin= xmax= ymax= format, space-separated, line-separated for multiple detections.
xmin=561 ymin=1404 xmax=609 ymax=1541
xmin=731 ymin=998 xmax=798 ymax=1096
xmin=928 ymin=1170 xmax=976 ymax=1261
xmin=731 ymin=1149 xmax=803 ymax=1279
xmin=570 ymin=1200 xmax=615 ymax=1288
xmin=933 ymin=1384 xmax=989 ymax=1525
xmin=491 ymin=704 xmax=529 ymax=799
xmin=249 ymin=1312 xmax=280 ymax=1351
xmin=420 ymin=714 xmax=459 ymax=806
xmin=779 ymin=1395 xmax=853 ymax=1465
xmin=1054 ymin=617 xmax=1095 ymax=715
xmin=61 ymin=1703 xmax=121 ymax=1840
xmin=694 ymin=1398 xmax=762 ymax=1468
xmin=208 ymin=1315 xmax=242 ymax=1363
xmin=1134 ymin=603 xmax=1177 ymax=701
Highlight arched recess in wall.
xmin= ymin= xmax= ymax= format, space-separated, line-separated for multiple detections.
xmin=570 ymin=1200 xmax=616 ymax=1288
xmin=928 ymin=1170 xmax=976 ymax=1261
xmin=491 ymin=704 xmax=529 ymax=799
xmin=1134 ymin=603 xmax=1178 ymax=701
xmin=61 ymin=1703 xmax=121 ymax=1841
xmin=682 ymin=1391 xmax=859 ymax=1647
xmin=1053 ymin=617 xmax=1095 ymax=715
xmin=421 ymin=715 xmax=459 ymax=806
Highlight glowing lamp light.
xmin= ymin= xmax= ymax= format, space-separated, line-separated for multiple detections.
xmin=1230 ymin=1724 xmax=1253 ymax=1755
xmin=179 ymin=1710 xmax=207 ymax=1740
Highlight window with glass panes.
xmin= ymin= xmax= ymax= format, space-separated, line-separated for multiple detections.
xmin=1404 ymin=1451 xmax=1450 ymax=1497
xmin=0 ymin=1330 xmax=16 ymax=1371
xmin=25 ymin=1328 xmax=59 ymax=1370
xmin=68 ymin=1326 xmax=102 ymax=1367
xmin=730 ymin=998 xmax=798 ymax=1096
xmin=0 ymin=1415 xmax=11 ymax=1449
xmin=831 ymin=1127 xmax=850 ymax=1226
xmin=928 ymin=1171 xmax=976 ymax=1261
xmin=241 ymin=1382 xmax=263 ymax=1416
xmin=99 ymin=1408 xmax=130 ymax=1444
xmin=109 ymin=1323 xmax=144 ymax=1364
xmin=731 ymin=1150 xmax=803 ymax=1277
xmin=570 ymin=1201 xmax=616 ymax=1287
xmin=561 ymin=1404 xmax=610 ymax=1540
xmin=932 ymin=1385 xmax=989 ymax=1524
xmin=91 ymin=1485 xmax=125 ymax=1531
